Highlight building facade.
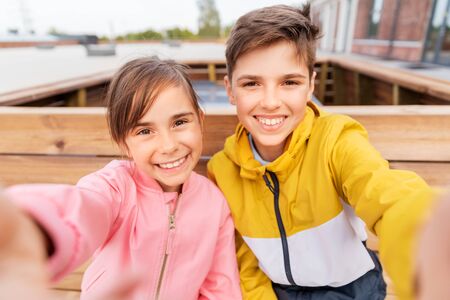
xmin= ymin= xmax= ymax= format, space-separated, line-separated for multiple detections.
xmin=311 ymin=0 xmax=450 ymax=66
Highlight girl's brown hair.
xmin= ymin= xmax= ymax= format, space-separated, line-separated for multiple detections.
xmin=105 ymin=57 xmax=201 ymax=148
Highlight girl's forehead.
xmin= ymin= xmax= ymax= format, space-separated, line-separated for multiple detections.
xmin=138 ymin=85 xmax=198 ymax=120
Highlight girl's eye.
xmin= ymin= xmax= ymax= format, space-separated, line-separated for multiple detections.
xmin=137 ymin=128 xmax=151 ymax=135
xmin=174 ymin=119 xmax=188 ymax=127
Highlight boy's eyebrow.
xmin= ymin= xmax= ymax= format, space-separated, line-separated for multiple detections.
xmin=283 ymin=73 xmax=308 ymax=79
xmin=236 ymin=75 xmax=262 ymax=81
xmin=237 ymin=73 xmax=307 ymax=81
xmin=134 ymin=112 xmax=195 ymax=127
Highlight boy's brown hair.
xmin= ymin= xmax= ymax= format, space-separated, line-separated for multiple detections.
xmin=105 ymin=57 xmax=201 ymax=148
xmin=225 ymin=3 xmax=320 ymax=80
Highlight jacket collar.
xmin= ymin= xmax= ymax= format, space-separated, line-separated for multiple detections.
xmin=224 ymin=102 xmax=321 ymax=181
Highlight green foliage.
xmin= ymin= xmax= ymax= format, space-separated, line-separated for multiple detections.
xmin=116 ymin=29 xmax=163 ymax=41
xmin=222 ymin=23 xmax=234 ymax=38
xmin=197 ymin=0 xmax=221 ymax=38
xmin=166 ymin=27 xmax=196 ymax=40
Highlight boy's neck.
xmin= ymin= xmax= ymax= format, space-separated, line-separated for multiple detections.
xmin=248 ymin=133 xmax=285 ymax=163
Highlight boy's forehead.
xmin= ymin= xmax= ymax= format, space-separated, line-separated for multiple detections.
xmin=232 ymin=41 xmax=309 ymax=78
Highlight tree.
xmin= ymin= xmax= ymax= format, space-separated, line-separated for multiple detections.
xmin=197 ymin=0 xmax=221 ymax=38
xmin=222 ymin=22 xmax=234 ymax=38
xmin=166 ymin=27 xmax=196 ymax=40
xmin=119 ymin=29 xmax=163 ymax=41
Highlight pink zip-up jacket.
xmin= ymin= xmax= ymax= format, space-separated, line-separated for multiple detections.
xmin=5 ymin=160 xmax=241 ymax=300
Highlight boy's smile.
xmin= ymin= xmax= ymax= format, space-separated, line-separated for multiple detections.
xmin=125 ymin=85 xmax=203 ymax=192
xmin=225 ymin=40 xmax=315 ymax=162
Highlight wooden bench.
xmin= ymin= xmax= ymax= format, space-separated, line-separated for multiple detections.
xmin=1 ymin=105 xmax=449 ymax=299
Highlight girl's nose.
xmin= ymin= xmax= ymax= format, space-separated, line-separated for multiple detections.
xmin=159 ymin=131 xmax=177 ymax=154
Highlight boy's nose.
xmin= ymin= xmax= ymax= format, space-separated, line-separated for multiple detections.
xmin=260 ymin=88 xmax=281 ymax=110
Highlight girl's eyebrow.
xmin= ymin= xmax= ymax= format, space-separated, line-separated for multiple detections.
xmin=135 ymin=112 xmax=195 ymax=127
xmin=171 ymin=112 xmax=195 ymax=120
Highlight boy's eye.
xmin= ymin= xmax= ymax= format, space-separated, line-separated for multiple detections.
xmin=284 ymin=80 xmax=300 ymax=86
xmin=242 ymin=81 xmax=258 ymax=87
xmin=137 ymin=128 xmax=151 ymax=135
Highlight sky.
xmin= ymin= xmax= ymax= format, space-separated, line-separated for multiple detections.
xmin=0 ymin=0 xmax=306 ymax=37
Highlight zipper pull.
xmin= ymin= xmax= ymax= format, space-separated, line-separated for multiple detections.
xmin=166 ymin=214 xmax=176 ymax=254
xmin=169 ymin=214 xmax=175 ymax=229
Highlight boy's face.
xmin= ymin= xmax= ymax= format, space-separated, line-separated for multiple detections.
xmin=125 ymin=85 xmax=203 ymax=192
xmin=224 ymin=40 xmax=315 ymax=161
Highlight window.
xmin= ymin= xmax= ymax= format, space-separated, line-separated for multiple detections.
xmin=367 ymin=0 xmax=384 ymax=38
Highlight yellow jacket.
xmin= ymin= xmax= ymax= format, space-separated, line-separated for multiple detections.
xmin=207 ymin=103 xmax=435 ymax=300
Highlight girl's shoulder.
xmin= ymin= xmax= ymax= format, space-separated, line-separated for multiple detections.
xmin=186 ymin=172 xmax=227 ymax=203
xmin=78 ymin=160 xmax=136 ymax=189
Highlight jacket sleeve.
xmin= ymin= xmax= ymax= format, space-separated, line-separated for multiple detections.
xmin=206 ymin=161 xmax=277 ymax=300
xmin=330 ymin=122 xmax=436 ymax=300
xmin=4 ymin=169 xmax=123 ymax=282
xmin=199 ymin=198 xmax=242 ymax=300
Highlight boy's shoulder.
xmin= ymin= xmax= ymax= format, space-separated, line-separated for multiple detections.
xmin=313 ymin=111 xmax=367 ymax=138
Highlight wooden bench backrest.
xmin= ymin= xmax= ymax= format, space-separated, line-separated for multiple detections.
xmin=1 ymin=106 xmax=449 ymax=187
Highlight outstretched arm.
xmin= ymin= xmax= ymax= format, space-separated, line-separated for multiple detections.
xmin=416 ymin=193 xmax=450 ymax=300
xmin=0 ymin=191 xmax=51 ymax=300
xmin=331 ymin=123 xmax=435 ymax=299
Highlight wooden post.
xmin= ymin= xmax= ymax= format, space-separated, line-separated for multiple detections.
xmin=392 ymin=84 xmax=400 ymax=105
xmin=359 ymin=74 xmax=374 ymax=105
xmin=333 ymin=65 xmax=345 ymax=105
xmin=318 ymin=62 xmax=329 ymax=102
xmin=353 ymin=72 xmax=360 ymax=105
xmin=67 ymin=88 xmax=87 ymax=107
xmin=208 ymin=63 xmax=216 ymax=82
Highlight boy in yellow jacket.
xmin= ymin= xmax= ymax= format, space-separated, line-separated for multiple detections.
xmin=207 ymin=3 xmax=435 ymax=300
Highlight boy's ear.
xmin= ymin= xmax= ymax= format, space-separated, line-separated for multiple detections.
xmin=224 ymin=75 xmax=236 ymax=105
xmin=308 ymin=71 xmax=317 ymax=100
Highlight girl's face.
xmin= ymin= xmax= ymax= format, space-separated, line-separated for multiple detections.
xmin=125 ymin=85 xmax=203 ymax=192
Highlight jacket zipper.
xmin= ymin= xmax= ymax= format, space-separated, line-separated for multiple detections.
xmin=155 ymin=193 xmax=181 ymax=300
xmin=263 ymin=171 xmax=297 ymax=286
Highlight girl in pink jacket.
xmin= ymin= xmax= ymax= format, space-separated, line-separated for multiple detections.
xmin=2 ymin=57 xmax=241 ymax=300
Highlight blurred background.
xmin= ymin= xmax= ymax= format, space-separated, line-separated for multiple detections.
xmin=0 ymin=0 xmax=449 ymax=107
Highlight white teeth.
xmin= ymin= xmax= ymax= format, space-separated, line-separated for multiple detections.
xmin=159 ymin=157 xmax=186 ymax=169
xmin=257 ymin=117 xmax=284 ymax=126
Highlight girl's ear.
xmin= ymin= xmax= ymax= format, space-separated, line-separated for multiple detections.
xmin=198 ymin=108 xmax=205 ymax=132
xmin=119 ymin=142 xmax=132 ymax=160
xmin=224 ymin=75 xmax=236 ymax=105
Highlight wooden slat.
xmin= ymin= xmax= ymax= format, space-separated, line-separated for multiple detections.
xmin=0 ymin=155 xmax=114 ymax=186
xmin=0 ymin=107 xmax=118 ymax=156
xmin=2 ymin=155 xmax=447 ymax=190
xmin=1 ymin=106 xmax=450 ymax=161
xmin=49 ymin=290 xmax=81 ymax=300
xmin=53 ymin=272 xmax=83 ymax=292
xmin=390 ymin=161 xmax=450 ymax=188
